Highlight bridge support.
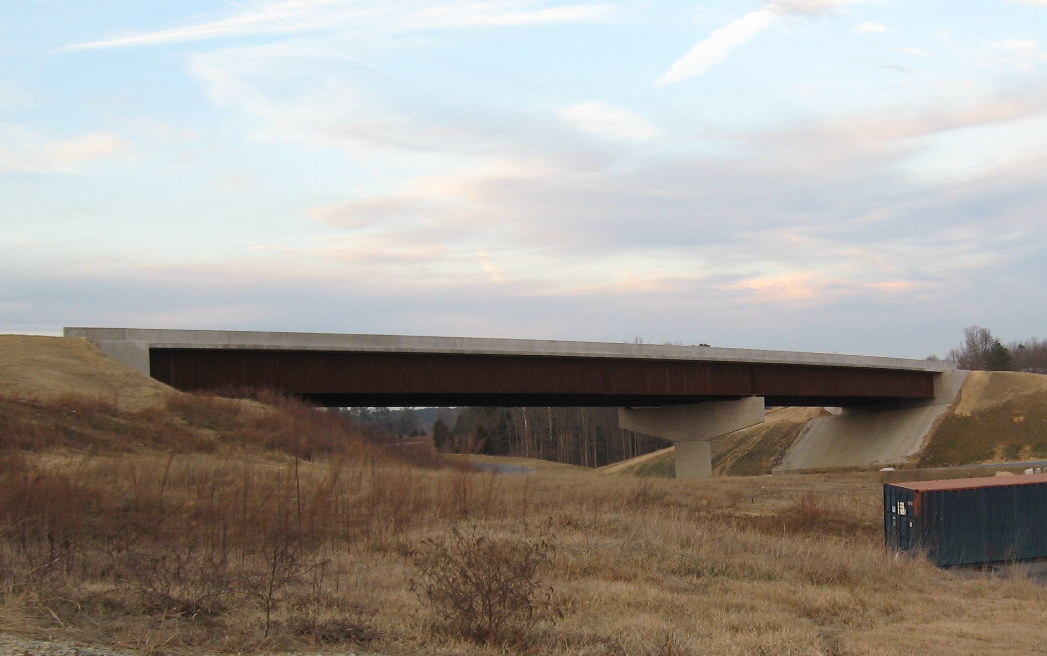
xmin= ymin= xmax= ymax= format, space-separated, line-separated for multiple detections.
xmin=775 ymin=369 xmax=969 ymax=472
xmin=618 ymin=397 xmax=766 ymax=479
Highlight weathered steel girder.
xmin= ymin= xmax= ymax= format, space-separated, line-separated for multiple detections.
xmin=149 ymin=348 xmax=936 ymax=407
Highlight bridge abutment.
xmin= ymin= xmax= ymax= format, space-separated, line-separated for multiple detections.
xmin=774 ymin=369 xmax=970 ymax=472
xmin=618 ymin=397 xmax=766 ymax=479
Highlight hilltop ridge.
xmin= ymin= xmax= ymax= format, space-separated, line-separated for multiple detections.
xmin=0 ymin=335 xmax=173 ymax=411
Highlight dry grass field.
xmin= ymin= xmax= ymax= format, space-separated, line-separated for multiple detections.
xmin=2 ymin=337 xmax=1047 ymax=655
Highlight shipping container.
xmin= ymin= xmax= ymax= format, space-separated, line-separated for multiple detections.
xmin=884 ymin=473 xmax=1047 ymax=567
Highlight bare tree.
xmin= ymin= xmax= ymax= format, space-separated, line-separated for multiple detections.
xmin=1009 ymin=338 xmax=1047 ymax=374
xmin=947 ymin=326 xmax=997 ymax=370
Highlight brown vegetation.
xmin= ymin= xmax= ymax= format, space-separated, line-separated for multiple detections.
xmin=3 ymin=336 xmax=1047 ymax=655
xmin=3 ymin=389 xmax=1047 ymax=655
xmin=0 ymin=336 xmax=171 ymax=410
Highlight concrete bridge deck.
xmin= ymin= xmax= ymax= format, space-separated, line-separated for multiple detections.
xmin=64 ymin=328 xmax=960 ymax=479
xmin=64 ymin=327 xmax=950 ymax=408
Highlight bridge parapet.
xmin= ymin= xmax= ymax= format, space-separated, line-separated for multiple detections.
xmin=65 ymin=327 xmax=952 ymax=373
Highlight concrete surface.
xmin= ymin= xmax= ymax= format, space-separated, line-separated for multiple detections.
xmin=619 ymin=398 xmax=766 ymax=479
xmin=618 ymin=398 xmax=766 ymax=442
xmin=64 ymin=327 xmax=954 ymax=375
xmin=675 ymin=441 xmax=714 ymax=479
xmin=775 ymin=369 xmax=970 ymax=471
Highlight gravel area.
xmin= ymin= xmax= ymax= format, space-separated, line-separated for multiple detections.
xmin=0 ymin=634 xmax=384 ymax=656
xmin=0 ymin=634 xmax=140 ymax=656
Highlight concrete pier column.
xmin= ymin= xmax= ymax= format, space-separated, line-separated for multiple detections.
xmin=618 ymin=397 xmax=765 ymax=479
xmin=674 ymin=440 xmax=714 ymax=479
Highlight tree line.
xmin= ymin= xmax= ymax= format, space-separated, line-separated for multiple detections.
xmin=432 ymin=406 xmax=669 ymax=467
xmin=337 ymin=406 xmax=667 ymax=467
xmin=942 ymin=326 xmax=1047 ymax=373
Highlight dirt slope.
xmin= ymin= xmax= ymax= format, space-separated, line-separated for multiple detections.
xmin=952 ymin=370 xmax=1047 ymax=416
xmin=921 ymin=371 xmax=1047 ymax=467
xmin=0 ymin=335 xmax=173 ymax=410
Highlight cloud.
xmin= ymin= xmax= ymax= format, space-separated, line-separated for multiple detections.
xmin=746 ymin=86 xmax=1047 ymax=159
xmin=0 ymin=125 xmax=131 ymax=174
xmin=65 ymin=0 xmax=613 ymax=50
xmin=264 ymin=98 xmax=1047 ymax=315
xmin=21 ymin=0 xmax=1047 ymax=358
xmin=974 ymin=38 xmax=1047 ymax=70
xmin=558 ymin=102 xmax=660 ymax=141
xmin=722 ymin=271 xmax=826 ymax=303
xmin=187 ymin=43 xmax=437 ymax=160
xmin=309 ymin=196 xmax=436 ymax=228
xmin=769 ymin=0 xmax=849 ymax=17
xmin=6 ymin=129 xmax=1046 ymax=355
xmin=657 ymin=8 xmax=779 ymax=86
xmin=398 ymin=2 xmax=614 ymax=30
xmin=64 ymin=0 xmax=322 ymax=50
xmin=477 ymin=251 xmax=509 ymax=283
xmin=656 ymin=0 xmax=867 ymax=86
xmin=853 ymin=21 xmax=887 ymax=33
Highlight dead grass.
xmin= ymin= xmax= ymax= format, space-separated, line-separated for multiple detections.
xmin=0 ymin=335 xmax=172 ymax=411
xmin=2 ymin=384 xmax=1047 ymax=653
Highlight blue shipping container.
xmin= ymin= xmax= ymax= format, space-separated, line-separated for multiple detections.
xmin=884 ymin=473 xmax=1047 ymax=567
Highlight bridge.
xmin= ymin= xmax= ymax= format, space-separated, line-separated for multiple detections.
xmin=64 ymin=327 xmax=963 ymax=478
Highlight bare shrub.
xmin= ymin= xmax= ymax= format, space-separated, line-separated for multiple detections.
xmin=164 ymin=393 xmax=244 ymax=433
xmin=743 ymin=491 xmax=878 ymax=538
xmin=644 ymin=630 xmax=697 ymax=656
xmin=0 ymin=454 xmax=95 ymax=580
xmin=128 ymin=548 xmax=234 ymax=617
xmin=407 ymin=525 xmax=560 ymax=645
xmin=286 ymin=613 xmax=381 ymax=646
xmin=627 ymin=478 xmax=669 ymax=509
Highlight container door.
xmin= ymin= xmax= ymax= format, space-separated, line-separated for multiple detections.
xmin=884 ymin=485 xmax=916 ymax=552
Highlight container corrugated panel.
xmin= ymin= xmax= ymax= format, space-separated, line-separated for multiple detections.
xmin=884 ymin=473 xmax=1047 ymax=567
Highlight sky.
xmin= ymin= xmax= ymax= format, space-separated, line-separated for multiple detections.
xmin=4 ymin=0 xmax=1047 ymax=359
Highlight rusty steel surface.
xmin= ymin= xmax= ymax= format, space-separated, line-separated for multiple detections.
xmin=150 ymin=348 xmax=936 ymax=407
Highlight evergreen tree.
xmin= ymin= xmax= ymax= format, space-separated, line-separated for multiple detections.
xmin=432 ymin=417 xmax=453 ymax=452
xmin=986 ymin=339 xmax=1012 ymax=371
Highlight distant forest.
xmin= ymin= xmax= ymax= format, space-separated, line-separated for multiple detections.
xmin=939 ymin=326 xmax=1047 ymax=373
xmin=342 ymin=405 xmax=668 ymax=467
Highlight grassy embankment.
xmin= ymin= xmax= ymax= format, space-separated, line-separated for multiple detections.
xmin=921 ymin=388 xmax=1047 ymax=467
xmin=2 ymin=338 xmax=1047 ymax=656
xmin=2 ymin=393 xmax=1047 ymax=655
